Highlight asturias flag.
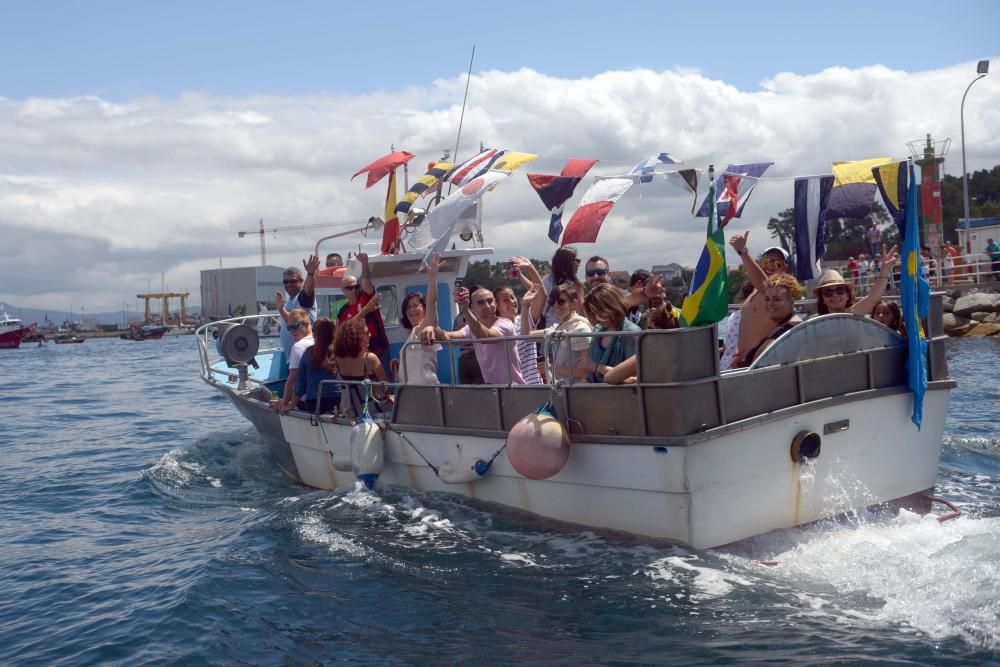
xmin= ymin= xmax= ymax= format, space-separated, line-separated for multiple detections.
xmin=899 ymin=161 xmax=929 ymax=429
xmin=681 ymin=177 xmax=729 ymax=327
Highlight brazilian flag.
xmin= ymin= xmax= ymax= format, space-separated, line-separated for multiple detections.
xmin=681 ymin=179 xmax=729 ymax=327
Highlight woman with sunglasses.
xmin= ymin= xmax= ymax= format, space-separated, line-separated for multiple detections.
xmin=395 ymin=253 xmax=442 ymax=384
xmin=521 ymin=283 xmax=592 ymax=384
xmin=815 ymin=245 xmax=899 ymax=316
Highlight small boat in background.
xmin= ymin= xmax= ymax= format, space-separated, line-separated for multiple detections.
xmin=54 ymin=334 xmax=85 ymax=344
xmin=0 ymin=311 xmax=32 ymax=349
xmin=120 ymin=324 xmax=169 ymax=341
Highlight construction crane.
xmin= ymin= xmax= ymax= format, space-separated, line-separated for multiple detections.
xmin=237 ymin=219 xmax=368 ymax=266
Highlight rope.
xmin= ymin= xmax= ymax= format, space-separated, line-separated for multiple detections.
xmin=385 ymin=424 xmax=439 ymax=476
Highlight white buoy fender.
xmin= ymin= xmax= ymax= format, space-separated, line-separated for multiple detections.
xmin=506 ymin=409 xmax=570 ymax=480
xmin=350 ymin=419 xmax=384 ymax=488
xmin=439 ymin=457 xmax=485 ymax=484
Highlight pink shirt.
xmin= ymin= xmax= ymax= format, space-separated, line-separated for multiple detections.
xmin=461 ymin=317 xmax=525 ymax=384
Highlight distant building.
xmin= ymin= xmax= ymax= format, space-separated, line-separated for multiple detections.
xmin=957 ymin=217 xmax=1000 ymax=257
xmin=200 ymin=265 xmax=284 ymax=321
xmin=651 ymin=263 xmax=686 ymax=283
xmin=609 ymin=271 xmax=630 ymax=290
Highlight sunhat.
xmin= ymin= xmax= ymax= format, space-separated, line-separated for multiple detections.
xmin=812 ymin=269 xmax=851 ymax=295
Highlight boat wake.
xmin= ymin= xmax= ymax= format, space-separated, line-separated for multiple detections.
xmin=141 ymin=429 xmax=1000 ymax=654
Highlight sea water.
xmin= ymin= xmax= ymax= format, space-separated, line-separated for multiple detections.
xmin=1 ymin=336 xmax=998 ymax=664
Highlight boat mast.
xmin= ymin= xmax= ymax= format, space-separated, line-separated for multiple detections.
xmin=448 ymin=45 xmax=476 ymax=197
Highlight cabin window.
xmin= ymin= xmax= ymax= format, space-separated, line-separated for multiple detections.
xmin=377 ymin=285 xmax=399 ymax=327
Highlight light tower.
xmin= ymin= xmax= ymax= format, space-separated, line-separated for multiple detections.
xmin=907 ymin=134 xmax=950 ymax=259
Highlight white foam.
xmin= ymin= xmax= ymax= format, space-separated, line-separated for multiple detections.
xmin=757 ymin=513 xmax=1000 ymax=648
xmin=646 ymin=555 xmax=755 ymax=601
xmin=295 ymin=513 xmax=371 ymax=558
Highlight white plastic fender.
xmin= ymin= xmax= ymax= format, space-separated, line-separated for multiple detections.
xmin=438 ymin=457 xmax=484 ymax=484
xmin=350 ymin=419 xmax=385 ymax=484
xmin=331 ymin=449 xmax=353 ymax=472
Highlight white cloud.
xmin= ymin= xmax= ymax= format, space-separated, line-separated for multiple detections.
xmin=1 ymin=59 xmax=998 ymax=312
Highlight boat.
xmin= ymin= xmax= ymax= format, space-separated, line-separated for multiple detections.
xmin=0 ymin=311 xmax=33 ymax=349
xmin=54 ymin=333 xmax=85 ymax=344
xmin=120 ymin=323 xmax=170 ymax=341
xmin=196 ymin=244 xmax=955 ymax=550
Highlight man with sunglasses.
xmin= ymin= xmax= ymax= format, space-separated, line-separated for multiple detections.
xmin=429 ymin=285 xmax=525 ymax=384
xmin=584 ymin=256 xmax=613 ymax=291
xmin=723 ymin=231 xmax=791 ymax=370
xmin=270 ymin=309 xmax=314 ymax=414
xmin=336 ymin=252 xmax=389 ymax=363
xmin=278 ymin=255 xmax=320 ymax=365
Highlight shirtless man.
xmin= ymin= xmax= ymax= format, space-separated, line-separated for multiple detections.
xmin=726 ymin=231 xmax=790 ymax=369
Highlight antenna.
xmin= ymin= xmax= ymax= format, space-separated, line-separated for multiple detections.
xmin=449 ymin=45 xmax=476 ymax=195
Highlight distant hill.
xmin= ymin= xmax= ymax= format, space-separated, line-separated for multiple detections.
xmin=0 ymin=301 xmax=201 ymax=326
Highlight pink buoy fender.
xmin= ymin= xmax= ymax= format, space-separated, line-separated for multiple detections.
xmin=506 ymin=402 xmax=570 ymax=480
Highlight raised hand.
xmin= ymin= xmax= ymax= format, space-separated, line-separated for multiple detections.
xmin=454 ymin=286 xmax=470 ymax=310
xmin=357 ymin=252 xmax=369 ymax=266
xmin=729 ymin=230 xmax=750 ymax=256
xmin=427 ymin=252 xmax=441 ymax=276
xmin=643 ymin=275 xmax=664 ymax=299
xmin=881 ymin=244 xmax=900 ymax=271
xmin=274 ymin=291 xmax=286 ymax=306
xmin=360 ymin=292 xmax=381 ymax=316
xmin=522 ymin=285 xmax=540 ymax=307
xmin=303 ymin=254 xmax=320 ymax=276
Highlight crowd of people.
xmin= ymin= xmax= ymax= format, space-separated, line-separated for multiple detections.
xmin=266 ymin=232 xmax=915 ymax=417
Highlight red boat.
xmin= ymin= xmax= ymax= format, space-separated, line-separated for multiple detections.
xmin=120 ymin=324 xmax=169 ymax=341
xmin=0 ymin=311 xmax=31 ymax=349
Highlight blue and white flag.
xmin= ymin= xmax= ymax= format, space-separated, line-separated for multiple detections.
xmin=900 ymin=162 xmax=929 ymax=430
xmin=793 ymin=176 xmax=834 ymax=280
xmin=695 ymin=162 xmax=773 ymax=219
xmin=629 ymin=152 xmax=680 ymax=184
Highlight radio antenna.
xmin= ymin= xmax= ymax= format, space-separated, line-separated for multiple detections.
xmin=450 ymin=45 xmax=476 ymax=186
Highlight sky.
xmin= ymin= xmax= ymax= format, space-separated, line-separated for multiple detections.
xmin=1 ymin=0 xmax=999 ymax=314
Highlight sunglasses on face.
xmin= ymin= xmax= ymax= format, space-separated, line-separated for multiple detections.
xmin=283 ymin=278 xmax=301 ymax=285
xmin=586 ymin=268 xmax=608 ymax=278
xmin=822 ymin=286 xmax=849 ymax=297
xmin=286 ymin=322 xmax=304 ymax=331
xmin=552 ymin=298 xmax=569 ymax=306
xmin=760 ymin=257 xmax=786 ymax=268
xmin=342 ymin=284 xmax=360 ymax=291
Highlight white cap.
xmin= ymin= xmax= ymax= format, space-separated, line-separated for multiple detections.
xmin=761 ymin=246 xmax=790 ymax=261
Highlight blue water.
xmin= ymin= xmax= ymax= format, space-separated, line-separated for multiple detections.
xmin=1 ymin=335 xmax=998 ymax=665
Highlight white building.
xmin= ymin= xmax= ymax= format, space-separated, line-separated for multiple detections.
xmin=957 ymin=217 xmax=1000 ymax=256
xmin=651 ymin=263 xmax=686 ymax=283
xmin=200 ymin=266 xmax=284 ymax=321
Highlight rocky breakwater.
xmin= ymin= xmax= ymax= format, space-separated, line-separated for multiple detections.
xmin=942 ymin=289 xmax=1000 ymax=337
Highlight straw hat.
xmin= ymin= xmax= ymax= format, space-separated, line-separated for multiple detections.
xmin=812 ymin=269 xmax=850 ymax=295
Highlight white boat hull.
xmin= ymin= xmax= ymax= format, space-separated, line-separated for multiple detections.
xmin=228 ymin=386 xmax=949 ymax=549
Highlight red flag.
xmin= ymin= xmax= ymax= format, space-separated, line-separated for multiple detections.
xmin=719 ymin=175 xmax=741 ymax=228
xmin=381 ymin=170 xmax=401 ymax=254
xmin=560 ymin=177 xmax=633 ymax=245
xmin=352 ymin=151 xmax=415 ymax=189
xmin=561 ymin=158 xmax=599 ymax=178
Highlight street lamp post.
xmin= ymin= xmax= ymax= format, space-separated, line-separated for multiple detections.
xmin=960 ymin=60 xmax=990 ymax=223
